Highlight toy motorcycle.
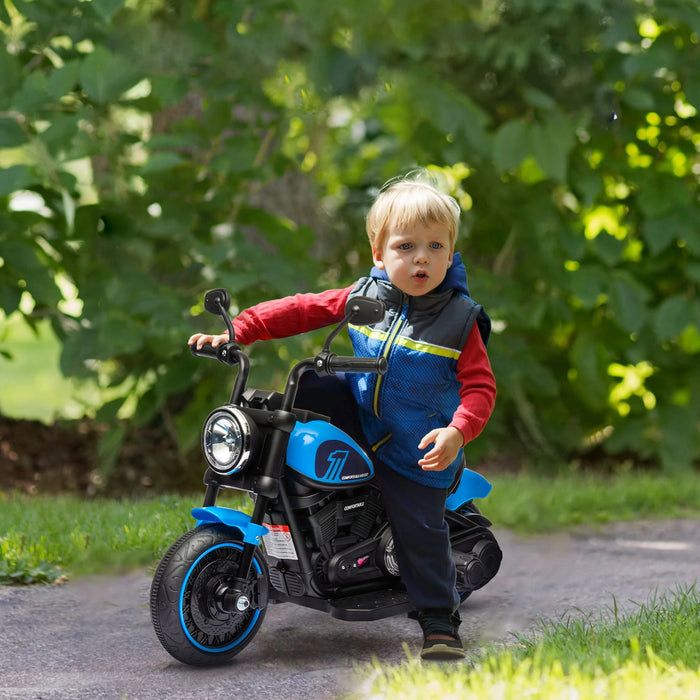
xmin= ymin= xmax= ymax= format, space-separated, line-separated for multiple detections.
xmin=150 ymin=288 xmax=502 ymax=666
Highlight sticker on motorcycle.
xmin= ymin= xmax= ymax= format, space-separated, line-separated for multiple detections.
xmin=286 ymin=421 xmax=374 ymax=486
xmin=314 ymin=440 xmax=370 ymax=482
xmin=262 ymin=524 xmax=298 ymax=560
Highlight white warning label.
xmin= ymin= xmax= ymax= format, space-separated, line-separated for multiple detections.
xmin=262 ymin=524 xmax=298 ymax=560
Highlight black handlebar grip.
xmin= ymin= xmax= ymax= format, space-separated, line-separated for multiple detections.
xmin=190 ymin=342 xmax=218 ymax=359
xmin=327 ymin=355 xmax=387 ymax=375
xmin=189 ymin=342 xmax=240 ymax=366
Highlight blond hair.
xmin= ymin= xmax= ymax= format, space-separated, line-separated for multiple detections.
xmin=366 ymin=178 xmax=461 ymax=252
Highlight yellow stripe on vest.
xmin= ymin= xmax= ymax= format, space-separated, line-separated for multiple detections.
xmin=351 ymin=324 xmax=461 ymax=360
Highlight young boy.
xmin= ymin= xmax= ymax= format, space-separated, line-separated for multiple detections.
xmin=189 ymin=177 xmax=496 ymax=660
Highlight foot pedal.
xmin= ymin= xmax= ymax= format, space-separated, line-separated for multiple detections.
xmin=328 ymin=588 xmax=412 ymax=621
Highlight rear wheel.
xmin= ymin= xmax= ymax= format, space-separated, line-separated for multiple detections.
xmin=449 ymin=501 xmax=502 ymax=603
xmin=150 ymin=525 xmax=268 ymax=666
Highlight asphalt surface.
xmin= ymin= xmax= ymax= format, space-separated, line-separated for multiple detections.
xmin=1 ymin=519 xmax=698 ymax=699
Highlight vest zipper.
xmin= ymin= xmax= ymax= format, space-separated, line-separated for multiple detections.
xmin=372 ymin=295 xmax=409 ymax=418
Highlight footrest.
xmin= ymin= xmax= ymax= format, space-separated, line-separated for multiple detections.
xmin=328 ymin=588 xmax=413 ymax=621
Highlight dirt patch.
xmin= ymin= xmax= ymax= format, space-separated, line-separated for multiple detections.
xmin=0 ymin=416 xmax=523 ymax=498
xmin=0 ymin=416 xmax=203 ymax=497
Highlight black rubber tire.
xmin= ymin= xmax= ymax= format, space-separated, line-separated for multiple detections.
xmin=451 ymin=501 xmax=500 ymax=604
xmin=150 ymin=525 xmax=269 ymax=666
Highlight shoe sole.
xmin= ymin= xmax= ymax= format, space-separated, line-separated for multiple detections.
xmin=420 ymin=643 xmax=466 ymax=661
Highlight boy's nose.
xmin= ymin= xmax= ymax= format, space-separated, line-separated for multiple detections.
xmin=414 ymin=246 xmax=429 ymax=263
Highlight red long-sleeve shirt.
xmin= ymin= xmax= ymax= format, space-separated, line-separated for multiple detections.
xmin=232 ymin=286 xmax=496 ymax=445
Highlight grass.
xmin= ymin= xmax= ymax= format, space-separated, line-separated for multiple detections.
xmin=346 ymin=469 xmax=700 ymax=700
xmin=352 ymin=585 xmax=700 ymax=699
xmin=0 ymin=490 xmax=247 ymax=584
xmin=483 ymin=468 xmax=700 ymax=533
xmin=2 ymin=472 xmax=699 ymax=699
xmin=510 ymin=585 xmax=700 ymax=673
xmin=1 ymin=470 xmax=699 ymax=584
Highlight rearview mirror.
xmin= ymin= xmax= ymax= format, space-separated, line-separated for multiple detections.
xmin=204 ymin=288 xmax=231 ymax=316
xmin=344 ymin=296 xmax=385 ymax=325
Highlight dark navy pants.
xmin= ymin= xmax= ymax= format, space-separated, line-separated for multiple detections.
xmin=295 ymin=374 xmax=459 ymax=611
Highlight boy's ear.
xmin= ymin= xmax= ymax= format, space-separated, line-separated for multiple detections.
xmin=372 ymin=246 xmax=385 ymax=269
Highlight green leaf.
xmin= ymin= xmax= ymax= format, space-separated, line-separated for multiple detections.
xmin=11 ymin=71 xmax=51 ymax=114
xmin=210 ymin=139 xmax=262 ymax=174
xmin=607 ymin=272 xmax=650 ymax=334
xmin=566 ymin=265 xmax=606 ymax=309
xmin=636 ymin=172 xmax=692 ymax=218
xmin=643 ymin=217 xmax=679 ymax=255
xmin=1 ymin=240 xmax=62 ymax=306
xmin=237 ymin=206 xmax=306 ymax=256
xmin=0 ymin=49 xmax=20 ymax=104
xmin=412 ymin=75 xmax=490 ymax=152
xmin=493 ymin=120 xmax=529 ymax=172
xmin=657 ymin=406 xmax=699 ymax=472
xmin=652 ymin=296 xmax=692 ymax=342
xmin=96 ymin=397 xmax=126 ymax=422
xmin=686 ymin=262 xmax=700 ymax=284
xmin=97 ymin=315 xmax=144 ymax=356
xmin=620 ymin=88 xmax=655 ymax=111
xmin=604 ymin=416 xmax=654 ymax=457
xmin=569 ymin=331 xmax=609 ymax=409
xmin=92 ymin=0 xmax=123 ymax=23
xmin=643 ymin=207 xmax=700 ymax=255
xmin=142 ymin=152 xmax=185 ymax=173
xmin=150 ymin=75 xmax=191 ymax=106
xmin=0 ymin=118 xmax=28 ymax=148
xmin=46 ymin=61 xmax=82 ymax=100
xmin=40 ymin=115 xmax=80 ymax=155
xmin=0 ymin=278 xmax=23 ymax=315
xmin=594 ymin=232 xmax=626 ymax=267
xmin=522 ymin=86 xmax=556 ymax=110
xmin=678 ymin=324 xmax=700 ymax=354
xmin=79 ymin=46 xmax=143 ymax=103
xmin=529 ymin=113 xmax=574 ymax=182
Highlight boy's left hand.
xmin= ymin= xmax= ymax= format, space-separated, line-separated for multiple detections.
xmin=417 ymin=427 xmax=464 ymax=471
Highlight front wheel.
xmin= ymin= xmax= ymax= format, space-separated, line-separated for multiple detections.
xmin=150 ymin=525 xmax=269 ymax=666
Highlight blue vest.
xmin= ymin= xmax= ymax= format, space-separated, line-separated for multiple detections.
xmin=345 ymin=261 xmax=488 ymax=488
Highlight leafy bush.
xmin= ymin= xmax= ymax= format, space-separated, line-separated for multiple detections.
xmin=1 ymin=0 xmax=699 ymax=473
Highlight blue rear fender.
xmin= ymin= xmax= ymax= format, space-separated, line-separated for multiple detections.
xmin=445 ymin=468 xmax=492 ymax=511
xmin=191 ymin=506 xmax=268 ymax=546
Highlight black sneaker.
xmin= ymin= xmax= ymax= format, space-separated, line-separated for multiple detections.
xmin=417 ymin=609 xmax=465 ymax=661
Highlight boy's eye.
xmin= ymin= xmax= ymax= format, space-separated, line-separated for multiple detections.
xmin=430 ymin=242 xmax=443 ymax=249
xmin=398 ymin=242 xmax=413 ymax=250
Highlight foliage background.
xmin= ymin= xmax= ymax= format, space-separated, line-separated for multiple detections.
xmin=1 ymin=0 xmax=699 ymax=480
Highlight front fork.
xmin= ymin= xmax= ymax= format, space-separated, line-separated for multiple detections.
xmin=200 ymin=387 xmax=301 ymax=614
xmin=198 ymin=487 xmax=271 ymax=614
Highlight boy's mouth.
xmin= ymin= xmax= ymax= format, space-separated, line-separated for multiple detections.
xmin=414 ymin=271 xmax=428 ymax=279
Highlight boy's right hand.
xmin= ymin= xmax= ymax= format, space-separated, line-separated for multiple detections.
xmin=188 ymin=332 xmax=229 ymax=350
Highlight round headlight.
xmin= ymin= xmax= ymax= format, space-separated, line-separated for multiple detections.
xmin=202 ymin=407 xmax=256 ymax=475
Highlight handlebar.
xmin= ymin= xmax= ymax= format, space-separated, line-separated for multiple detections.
xmin=191 ymin=343 xmax=386 ymax=376
xmin=324 ymin=354 xmax=387 ymax=376
xmin=190 ymin=342 xmax=241 ymax=367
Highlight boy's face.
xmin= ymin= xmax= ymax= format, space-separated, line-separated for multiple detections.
xmin=372 ymin=222 xmax=454 ymax=297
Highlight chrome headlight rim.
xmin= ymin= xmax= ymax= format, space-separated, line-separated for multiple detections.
xmin=202 ymin=406 xmax=255 ymax=475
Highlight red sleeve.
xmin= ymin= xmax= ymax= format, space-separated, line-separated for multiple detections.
xmin=448 ymin=323 xmax=497 ymax=444
xmin=231 ymin=286 xmax=354 ymax=345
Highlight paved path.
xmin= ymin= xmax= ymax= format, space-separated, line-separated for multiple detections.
xmin=1 ymin=519 xmax=698 ymax=699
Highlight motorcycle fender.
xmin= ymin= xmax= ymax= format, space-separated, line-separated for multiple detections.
xmin=190 ymin=506 xmax=268 ymax=547
xmin=445 ymin=468 xmax=492 ymax=511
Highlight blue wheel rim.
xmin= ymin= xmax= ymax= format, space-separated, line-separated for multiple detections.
xmin=179 ymin=542 xmax=262 ymax=653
